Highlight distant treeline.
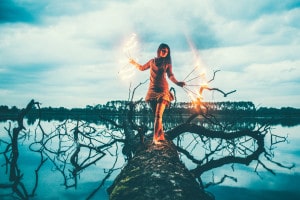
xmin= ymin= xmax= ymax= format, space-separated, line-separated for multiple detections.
xmin=1 ymin=101 xmax=299 ymax=123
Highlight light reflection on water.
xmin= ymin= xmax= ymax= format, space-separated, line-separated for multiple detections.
xmin=0 ymin=119 xmax=299 ymax=200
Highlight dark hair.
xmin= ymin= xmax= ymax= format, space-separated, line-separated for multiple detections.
xmin=156 ymin=43 xmax=172 ymax=66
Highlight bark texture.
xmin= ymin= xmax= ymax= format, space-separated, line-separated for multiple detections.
xmin=108 ymin=140 xmax=212 ymax=200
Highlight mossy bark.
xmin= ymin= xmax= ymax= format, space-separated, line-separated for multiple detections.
xmin=107 ymin=140 xmax=212 ymax=200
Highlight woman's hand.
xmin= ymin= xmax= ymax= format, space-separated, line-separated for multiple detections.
xmin=129 ymin=58 xmax=136 ymax=65
xmin=176 ymin=81 xmax=186 ymax=87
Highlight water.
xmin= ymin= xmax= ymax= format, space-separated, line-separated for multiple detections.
xmin=0 ymin=119 xmax=299 ymax=200
xmin=205 ymin=124 xmax=300 ymax=200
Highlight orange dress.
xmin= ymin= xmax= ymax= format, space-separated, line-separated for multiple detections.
xmin=138 ymin=58 xmax=174 ymax=103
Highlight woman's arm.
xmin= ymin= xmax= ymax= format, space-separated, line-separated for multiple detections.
xmin=167 ymin=64 xmax=185 ymax=87
xmin=129 ymin=59 xmax=150 ymax=71
xmin=169 ymin=75 xmax=186 ymax=87
xmin=129 ymin=59 xmax=142 ymax=70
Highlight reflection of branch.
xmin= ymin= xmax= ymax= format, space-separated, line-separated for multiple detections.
xmin=0 ymin=99 xmax=48 ymax=200
xmin=31 ymin=153 xmax=47 ymax=196
xmin=167 ymin=123 xmax=261 ymax=140
xmin=10 ymin=100 xmax=35 ymax=180
xmin=86 ymin=144 xmax=122 ymax=200
xmin=167 ymin=115 xmax=295 ymax=187
xmin=166 ymin=123 xmax=266 ymax=177
xmin=204 ymin=174 xmax=237 ymax=188
xmin=1 ymin=100 xmax=127 ymax=199
xmin=36 ymin=119 xmax=122 ymax=194
xmin=270 ymin=133 xmax=287 ymax=145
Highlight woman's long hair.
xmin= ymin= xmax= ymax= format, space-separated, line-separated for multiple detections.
xmin=155 ymin=43 xmax=172 ymax=67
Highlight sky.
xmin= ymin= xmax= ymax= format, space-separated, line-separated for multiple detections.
xmin=0 ymin=0 xmax=300 ymax=109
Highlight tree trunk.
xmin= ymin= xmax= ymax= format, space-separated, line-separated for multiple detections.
xmin=107 ymin=140 xmax=212 ymax=200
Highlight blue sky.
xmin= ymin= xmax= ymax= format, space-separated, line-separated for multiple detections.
xmin=0 ymin=0 xmax=300 ymax=108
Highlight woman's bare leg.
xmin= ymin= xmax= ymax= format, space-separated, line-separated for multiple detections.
xmin=153 ymin=102 xmax=166 ymax=144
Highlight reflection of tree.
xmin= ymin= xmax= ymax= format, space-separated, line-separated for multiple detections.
xmin=0 ymin=100 xmax=47 ymax=199
xmin=33 ymin=119 xmax=122 ymax=189
xmin=0 ymin=100 xmax=124 ymax=199
xmin=175 ymin=102 xmax=294 ymax=187
xmin=0 ymin=96 xmax=295 ymax=199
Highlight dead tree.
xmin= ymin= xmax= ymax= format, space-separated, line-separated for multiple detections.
xmin=108 ymin=140 xmax=211 ymax=200
xmin=106 ymin=77 xmax=294 ymax=200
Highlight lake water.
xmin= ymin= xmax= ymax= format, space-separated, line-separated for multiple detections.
xmin=0 ymin=119 xmax=299 ymax=200
xmin=206 ymin=124 xmax=300 ymax=200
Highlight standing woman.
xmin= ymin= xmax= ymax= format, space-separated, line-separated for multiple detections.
xmin=129 ymin=43 xmax=185 ymax=144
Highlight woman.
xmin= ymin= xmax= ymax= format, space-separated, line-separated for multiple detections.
xmin=129 ymin=43 xmax=185 ymax=144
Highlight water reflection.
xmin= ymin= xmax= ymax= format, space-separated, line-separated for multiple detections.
xmin=0 ymin=119 xmax=123 ymax=200
xmin=206 ymin=124 xmax=300 ymax=200
xmin=0 ymin=117 xmax=299 ymax=200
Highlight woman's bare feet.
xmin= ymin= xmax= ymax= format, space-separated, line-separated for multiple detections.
xmin=153 ymin=131 xmax=165 ymax=145
xmin=153 ymin=139 xmax=162 ymax=145
xmin=157 ymin=133 xmax=165 ymax=141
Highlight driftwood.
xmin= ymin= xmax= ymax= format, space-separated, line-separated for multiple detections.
xmin=108 ymin=140 xmax=212 ymax=200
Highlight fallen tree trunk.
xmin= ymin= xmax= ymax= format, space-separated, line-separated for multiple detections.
xmin=107 ymin=140 xmax=212 ymax=200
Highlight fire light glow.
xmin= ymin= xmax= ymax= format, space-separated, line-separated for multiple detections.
xmin=123 ymin=33 xmax=138 ymax=58
xmin=182 ymin=36 xmax=209 ymax=105
xmin=118 ymin=33 xmax=140 ymax=81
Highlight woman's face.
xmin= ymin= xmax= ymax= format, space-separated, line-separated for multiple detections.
xmin=159 ymin=48 xmax=169 ymax=58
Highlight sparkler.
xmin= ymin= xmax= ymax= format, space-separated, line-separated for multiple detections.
xmin=183 ymin=67 xmax=237 ymax=106
xmin=123 ymin=33 xmax=138 ymax=59
xmin=181 ymin=35 xmax=210 ymax=105
xmin=182 ymin=36 xmax=236 ymax=103
xmin=118 ymin=33 xmax=140 ymax=81
xmin=185 ymin=72 xmax=207 ymax=83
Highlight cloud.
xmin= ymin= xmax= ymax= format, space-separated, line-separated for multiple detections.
xmin=0 ymin=0 xmax=35 ymax=23
xmin=0 ymin=0 xmax=299 ymax=108
xmin=209 ymin=0 xmax=300 ymax=20
xmin=202 ymin=1 xmax=300 ymax=48
xmin=198 ymin=44 xmax=300 ymax=106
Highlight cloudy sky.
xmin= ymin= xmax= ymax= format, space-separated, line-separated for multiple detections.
xmin=0 ymin=0 xmax=299 ymax=109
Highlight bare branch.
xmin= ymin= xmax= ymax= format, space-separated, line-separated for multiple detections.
xmin=129 ymin=79 xmax=149 ymax=102
xmin=207 ymin=69 xmax=221 ymax=83
xmin=200 ymin=85 xmax=237 ymax=97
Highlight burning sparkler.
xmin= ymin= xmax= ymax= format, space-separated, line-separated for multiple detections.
xmin=180 ymin=35 xmax=210 ymax=105
xmin=181 ymin=35 xmax=235 ymax=106
xmin=182 ymin=70 xmax=208 ymax=105
xmin=183 ymin=66 xmax=237 ymax=106
xmin=118 ymin=33 xmax=140 ymax=81
xmin=123 ymin=33 xmax=138 ymax=59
